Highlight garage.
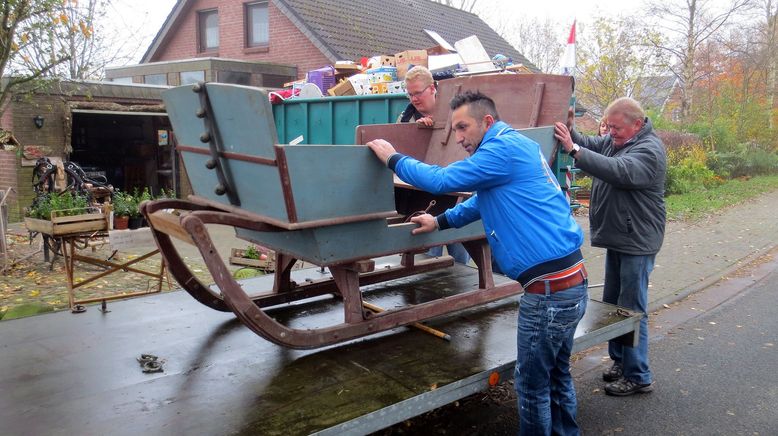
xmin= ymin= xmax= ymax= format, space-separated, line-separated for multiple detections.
xmin=68 ymin=107 xmax=177 ymax=196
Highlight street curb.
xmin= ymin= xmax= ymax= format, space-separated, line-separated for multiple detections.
xmin=647 ymin=240 xmax=778 ymax=313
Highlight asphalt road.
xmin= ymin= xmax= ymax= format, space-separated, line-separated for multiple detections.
xmin=576 ymin=259 xmax=778 ymax=435
xmin=379 ymin=252 xmax=778 ymax=435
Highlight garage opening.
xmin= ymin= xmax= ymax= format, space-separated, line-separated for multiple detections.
xmin=69 ymin=110 xmax=176 ymax=196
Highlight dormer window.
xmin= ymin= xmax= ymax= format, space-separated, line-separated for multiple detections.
xmin=246 ymin=2 xmax=269 ymax=47
xmin=198 ymin=9 xmax=219 ymax=52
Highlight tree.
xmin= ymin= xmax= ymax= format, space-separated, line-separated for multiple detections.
xmin=0 ymin=0 xmax=73 ymax=119
xmin=19 ymin=0 xmax=140 ymax=80
xmin=495 ymin=16 xmax=564 ymax=74
xmin=646 ymin=0 xmax=753 ymax=121
xmin=575 ymin=17 xmax=667 ymax=117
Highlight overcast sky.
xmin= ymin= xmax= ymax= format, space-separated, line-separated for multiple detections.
xmin=103 ymin=0 xmax=642 ymax=66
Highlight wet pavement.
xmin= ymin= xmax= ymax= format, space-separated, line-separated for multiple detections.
xmin=1 ymin=189 xmax=777 ymax=434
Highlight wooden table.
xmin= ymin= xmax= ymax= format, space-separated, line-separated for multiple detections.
xmin=60 ymin=227 xmax=170 ymax=312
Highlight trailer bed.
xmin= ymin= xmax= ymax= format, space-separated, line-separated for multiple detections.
xmin=0 ymin=261 xmax=639 ymax=436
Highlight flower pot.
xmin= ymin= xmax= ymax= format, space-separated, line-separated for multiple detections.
xmin=114 ymin=215 xmax=129 ymax=230
xmin=128 ymin=216 xmax=143 ymax=230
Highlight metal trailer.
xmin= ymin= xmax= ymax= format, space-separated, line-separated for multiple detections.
xmin=0 ymin=261 xmax=639 ymax=435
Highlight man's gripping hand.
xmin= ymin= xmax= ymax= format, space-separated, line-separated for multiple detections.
xmin=410 ymin=213 xmax=437 ymax=235
xmin=366 ymin=139 xmax=397 ymax=166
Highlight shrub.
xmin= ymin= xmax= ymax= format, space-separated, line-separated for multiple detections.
xmin=575 ymin=176 xmax=592 ymax=191
xmin=665 ymin=157 xmax=720 ymax=195
xmin=708 ymin=143 xmax=778 ymax=178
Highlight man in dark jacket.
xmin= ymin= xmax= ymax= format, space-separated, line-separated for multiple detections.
xmin=554 ymin=97 xmax=666 ymax=396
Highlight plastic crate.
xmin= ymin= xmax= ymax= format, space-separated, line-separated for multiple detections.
xmin=306 ymin=66 xmax=336 ymax=95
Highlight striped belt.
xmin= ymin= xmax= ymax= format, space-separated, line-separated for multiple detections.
xmin=524 ymin=264 xmax=587 ymax=295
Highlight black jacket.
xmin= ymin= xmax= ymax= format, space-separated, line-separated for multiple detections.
xmin=571 ymin=118 xmax=666 ymax=255
xmin=397 ymin=103 xmax=423 ymax=123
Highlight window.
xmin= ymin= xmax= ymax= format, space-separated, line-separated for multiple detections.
xmin=180 ymin=71 xmax=205 ymax=85
xmin=111 ymin=77 xmax=133 ymax=84
xmin=218 ymin=71 xmax=252 ymax=85
xmin=144 ymin=74 xmax=167 ymax=85
xmin=198 ymin=9 xmax=219 ymax=52
xmin=246 ymin=2 xmax=269 ymax=47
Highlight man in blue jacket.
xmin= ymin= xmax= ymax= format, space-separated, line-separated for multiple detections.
xmin=367 ymin=91 xmax=588 ymax=435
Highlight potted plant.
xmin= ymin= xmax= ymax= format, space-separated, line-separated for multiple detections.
xmin=124 ymin=187 xmax=156 ymax=229
xmin=112 ymin=191 xmax=131 ymax=230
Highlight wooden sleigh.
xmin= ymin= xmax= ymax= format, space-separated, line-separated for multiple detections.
xmin=143 ymin=74 xmax=574 ymax=349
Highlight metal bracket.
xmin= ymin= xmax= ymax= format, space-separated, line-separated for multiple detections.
xmin=192 ymin=82 xmax=241 ymax=207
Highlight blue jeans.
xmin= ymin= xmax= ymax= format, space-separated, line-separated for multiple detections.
xmin=515 ymin=281 xmax=588 ymax=436
xmin=427 ymin=243 xmax=470 ymax=265
xmin=603 ymin=250 xmax=654 ymax=385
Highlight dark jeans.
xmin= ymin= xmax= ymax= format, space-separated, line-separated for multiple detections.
xmin=515 ymin=281 xmax=588 ymax=436
xmin=427 ymin=242 xmax=470 ymax=265
xmin=603 ymin=250 xmax=655 ymax=385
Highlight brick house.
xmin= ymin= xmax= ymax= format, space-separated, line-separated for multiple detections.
xmin=129 ymin=0 xmax=535 ymax=84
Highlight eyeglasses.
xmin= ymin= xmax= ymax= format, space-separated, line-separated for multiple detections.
xmin=407 ymin=86 xmax=432 ymax=99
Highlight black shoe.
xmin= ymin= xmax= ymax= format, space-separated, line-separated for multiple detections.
xmin=604 ymin=378 xmax=654 ymax=396
xmin=602 ymin=362 xmax=623 ymax=382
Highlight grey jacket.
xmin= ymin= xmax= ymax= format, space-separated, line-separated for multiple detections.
xmin=571 ymin=117 xmax=666 ymax=255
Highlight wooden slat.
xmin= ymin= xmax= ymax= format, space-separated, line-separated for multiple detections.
xmin=148 ymin=211 xmax=195 ymax=245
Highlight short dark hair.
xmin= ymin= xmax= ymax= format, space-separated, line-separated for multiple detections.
xmin=449 ymin=90 xmax=501 ymax=121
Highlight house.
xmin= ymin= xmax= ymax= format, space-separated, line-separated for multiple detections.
xmin=633 ymin=75 xmax=683 ymax=122
xmin=108 ymin=0 xmax=537 ymax=87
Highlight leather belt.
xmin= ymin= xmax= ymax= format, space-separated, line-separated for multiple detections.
xmin=524 ymin=264 xmax=587 ymax=295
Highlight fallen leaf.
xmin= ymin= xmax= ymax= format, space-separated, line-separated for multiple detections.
xmin=663 ymin=304 xmax=670 ymax=309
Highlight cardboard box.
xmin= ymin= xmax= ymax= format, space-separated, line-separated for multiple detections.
xmin=386 ymin=81 xmax=406 ymax=94
xmin=426 ymin=45 xmax=451 ymax=56
xmin=369 ymin=82 xmax=388 ymax=94
xmin=366 ymin=66 xmax=398 ymax=84
xmin=327 ymin=79 xmax=356 ymax=96
xmin=348 ymin=74 xmax=371 ymax=95
xmin=380 ymin=55 xmax=396 ymax=67
xmin=395 ymin=50 xmax=428 ymax=79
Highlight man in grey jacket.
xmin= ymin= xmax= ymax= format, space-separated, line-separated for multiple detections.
xmin=554 ymin=97 xmax=666 ymax=396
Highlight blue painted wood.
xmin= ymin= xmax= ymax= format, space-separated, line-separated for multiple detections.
xmin=162 ymin=84 xmax=288 ymax=220
xmin=516 ymin=126 xmax=557 ymax=162
xmin=236 ymin=219 xmax=485 ymax=265
xmin=281 ymin=145 xmax=395 ymax=222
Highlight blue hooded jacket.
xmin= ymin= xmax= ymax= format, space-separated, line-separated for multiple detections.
xmin=388 ymin=121 xmax=584 ymax=282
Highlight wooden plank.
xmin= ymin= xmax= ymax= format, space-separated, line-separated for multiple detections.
xmin=51 ymin=212 xmax=105 ymax=224
xmin=148 ymin=211 xmax=195 ymax=245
